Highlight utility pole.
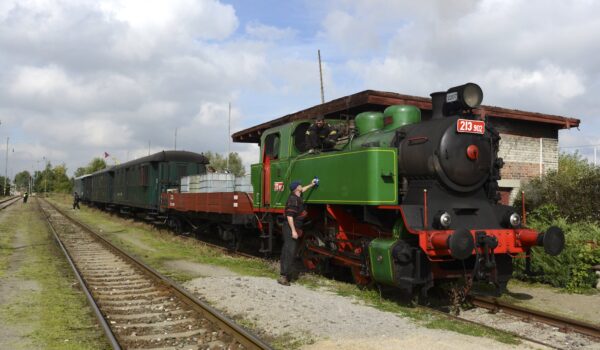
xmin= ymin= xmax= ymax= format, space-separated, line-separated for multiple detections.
xmin=318 ymin=49 xmax=325 ymax=104
xmin=595 ymin=146 xmax=597 ymax=167
xmin=43 ymin=156 xmax=47 ymax=196
xmin=4 ymin=137 xmax=8 ymax=196
xmin=227 ymin=102 xmax=231 ymax=172
xmin=174 ymin=128 xmax=178 ymax=150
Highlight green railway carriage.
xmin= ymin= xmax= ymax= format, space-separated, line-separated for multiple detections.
xmin=112 ymin=151 xmax=208 ymax=211
xmin=75 ymin=151 xmax=208 ymax=212
xmin=91 ymin=169 xmax=114 ymax=204
xmin=74 ymin=174 xmax=91 ymax=201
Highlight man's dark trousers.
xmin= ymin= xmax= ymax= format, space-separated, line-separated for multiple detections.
xmin=280 ymin=224 xmax=298 ymax=278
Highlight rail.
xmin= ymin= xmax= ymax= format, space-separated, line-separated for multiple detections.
xmin=40 ymin=198 xmax=272 ymax=350
xmin=470 ymin=295 xmax=600 ymax=340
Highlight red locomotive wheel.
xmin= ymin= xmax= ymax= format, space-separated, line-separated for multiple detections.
xmin=299 ymin=231 xmax=327 ymax=272
xmin=351 ymin=266 xmax=371 ymax=286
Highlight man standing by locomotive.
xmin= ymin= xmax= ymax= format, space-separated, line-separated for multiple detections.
xmin=305 ymin=115 xmax=338 ymax=153
xmin=278 ymin=178 xmax=318 ymax=286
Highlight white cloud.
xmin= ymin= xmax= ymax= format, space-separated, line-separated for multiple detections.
xmin=98 ymin=0 xmax=238 ymax=40
xmin=245 ymin=22 xmax=296 ymax=41
xmin=481 ymin=64 xmax=585 ymax=108
xmin=8 ymin=65 xmax=144 ymax=112
xmin=2 ymin=0 xmax=600 ymax=178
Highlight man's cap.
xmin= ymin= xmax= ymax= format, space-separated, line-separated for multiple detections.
xmin=290 ymin=180 xmax=301 ymax=192
xmin=315 ymin=115 xmax=325 ymax=121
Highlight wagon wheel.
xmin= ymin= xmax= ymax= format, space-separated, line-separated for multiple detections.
xmin=351 ymin=266 xmax=372 ymax=287
xmin=168 ymin=216 xmax=184 ymax=235
xmin=298 ymin=230 xmax=328 ymax=273
xmin=230 ymin=229 xmax=243 ymax=252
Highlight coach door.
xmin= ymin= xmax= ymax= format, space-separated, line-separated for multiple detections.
xmin=262 ymin=133 xmax=281 ymax=207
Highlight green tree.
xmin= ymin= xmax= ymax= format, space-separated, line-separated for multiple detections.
xmin=515 ymin=153 xmax=600 ymax=223
xmin=203 ymin=151 xmax=246 ymax=176
xmin=34 ymin=163 xmax=54 ymax=193
xmin=0 ymin=175 xmax=10 ymax=196
xmin=14 ymin=171 xmax=31 ymax=191
xmin=31 ymin=162 xmax=72 ymax=194
xmin=52 ymin=164 xmax=72 ymax=193
xmin=74 ymin=157 xmax=107 ymax=177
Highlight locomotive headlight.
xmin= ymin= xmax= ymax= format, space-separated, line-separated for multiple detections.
xmin=461 ymin=83 xmax=484 ymax=108
xmin=443 ymin=83 xmax=484 ymax=116
xmin=435 ymin=211 xmax=452 ymax=229
xmin=509 ymin=213 xmax=521 ymax=227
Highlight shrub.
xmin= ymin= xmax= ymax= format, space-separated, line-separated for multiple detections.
xmin=514 ymin=153 xmax=600 ymax=223
xmin=513 ymin=205 xmax=600 ymax=292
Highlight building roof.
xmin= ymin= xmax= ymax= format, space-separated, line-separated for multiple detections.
xmin=232 ymin=89 xmax=581 ymax=144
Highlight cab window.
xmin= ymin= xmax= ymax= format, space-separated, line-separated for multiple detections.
xmin=293 ymin=122 xmax=311 ymax=153
xmin=264 ymin=133 xmax=280 ymax=160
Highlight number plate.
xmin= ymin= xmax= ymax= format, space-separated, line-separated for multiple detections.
xmin=456 ymin=119 xmax=485 ymax=134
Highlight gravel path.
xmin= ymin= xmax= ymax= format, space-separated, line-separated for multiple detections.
xmin=177 ymin=261 xmax=539 ymax=349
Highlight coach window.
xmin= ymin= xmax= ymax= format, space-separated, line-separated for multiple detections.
xmin=177 ymin=164 xmax=187 ymax=179
xmin=264 ymin=133 xmax=280 ymax=160
xmin=141 ymin=165 xmax=149 ymax=186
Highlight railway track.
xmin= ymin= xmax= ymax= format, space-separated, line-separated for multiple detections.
xmin=38 ymin=198 xmax=272 ymax=350
xmin=419 ymin=295 xmax=600 ymax=350
xmin=0 ymin=196 xmax=20 ymax=210
xmin=469 ymin=295 xmax=600 ymax=341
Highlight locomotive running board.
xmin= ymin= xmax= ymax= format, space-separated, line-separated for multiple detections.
xmin=307 ymin=246 xmax=362 ymax=268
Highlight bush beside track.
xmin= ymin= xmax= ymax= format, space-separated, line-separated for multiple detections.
xmin=513 ymin=154 xmax=600 ymax=292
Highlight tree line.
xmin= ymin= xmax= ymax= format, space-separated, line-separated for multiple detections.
xmin=7 ymin=152 xmax=246 ymax=195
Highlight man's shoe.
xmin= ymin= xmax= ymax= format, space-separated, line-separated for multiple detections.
xmin=277 ymin=276 xmax=290 ymax=286
xmin=308 ymin=149 xmax=315 ymax=154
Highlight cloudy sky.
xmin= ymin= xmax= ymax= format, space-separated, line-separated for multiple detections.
xmin=1 ymin=0 xmax=599 ymax=178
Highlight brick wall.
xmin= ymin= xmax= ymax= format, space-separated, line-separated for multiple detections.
xmin=498 ymin=134 xmax=558 ymax=179
xmin=497 ymin=134 xmax=558 ymax=204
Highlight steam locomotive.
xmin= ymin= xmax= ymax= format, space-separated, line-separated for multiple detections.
xmin=76 ymin=83 xmax=565 ymax=297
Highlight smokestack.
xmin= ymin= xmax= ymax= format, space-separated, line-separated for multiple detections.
xmin=430 ymin=92 xmax=445 ymax=119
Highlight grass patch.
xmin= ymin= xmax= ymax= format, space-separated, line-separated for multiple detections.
xmin=425 ymin=318 xmax=520 ymax=345
xmin=47 ymin=195 xmax=519 ymax=346
xmin=0 ymin=208 xmax=16 ymax=278
xmin=0 ymin=200 xmax=109 ymax=349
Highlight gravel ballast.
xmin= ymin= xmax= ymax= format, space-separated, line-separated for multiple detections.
xmin=181 ymin=262 xmax=536 ymax=350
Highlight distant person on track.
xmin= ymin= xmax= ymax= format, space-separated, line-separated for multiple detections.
xmin=305 ymin=115 xmax=338 ymax=153
xmin=73 ymin=191 xmax=81 ymax=210
xmin=278 ymin=178 xmax=317 ymax=286
xmin=23 ymin=191 xmax=28 ymax=204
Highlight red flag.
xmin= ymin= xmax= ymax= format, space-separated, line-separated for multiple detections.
xmin=104 ymin=152 xmax=109 ymax=158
